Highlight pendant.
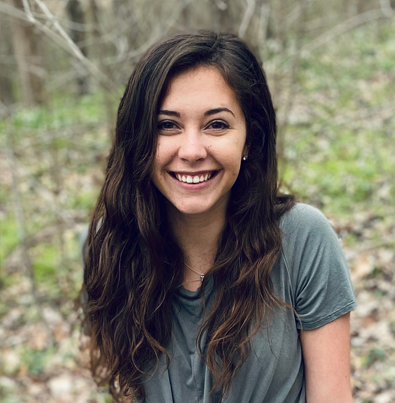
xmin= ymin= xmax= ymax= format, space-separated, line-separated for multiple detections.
xmin=200 ymin=275 xmax=205 ymax=282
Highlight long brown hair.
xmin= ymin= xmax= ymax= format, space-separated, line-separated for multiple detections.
xmin=83 ymin=31 xmax=295 ymax=401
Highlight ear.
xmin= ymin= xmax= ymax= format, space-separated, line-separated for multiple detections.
xmin=242 ymin=143 xmax=249 ymax=158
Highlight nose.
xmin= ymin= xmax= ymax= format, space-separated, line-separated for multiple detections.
xmin=177 ymin=128 xmax=207 ymax=162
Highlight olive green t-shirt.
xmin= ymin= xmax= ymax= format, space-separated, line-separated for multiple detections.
xmin=142 ymin=203 xmax=357 ymax=402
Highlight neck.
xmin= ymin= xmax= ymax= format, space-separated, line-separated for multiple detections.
xmin=167 ymin=203 xmax=226 ymax=290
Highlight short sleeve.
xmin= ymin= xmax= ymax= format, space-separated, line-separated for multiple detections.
xmin=280 ymin=203 xmax=357 ymax=330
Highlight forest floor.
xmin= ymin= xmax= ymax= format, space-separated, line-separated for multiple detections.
xmin=1 ymin=216 xmax=395 ymax=403
xmin=1 ymin=20 xmax=394 ymax=403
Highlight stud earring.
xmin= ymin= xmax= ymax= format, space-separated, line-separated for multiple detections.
xmin=242 ymin=155 xmax=248 ymax=161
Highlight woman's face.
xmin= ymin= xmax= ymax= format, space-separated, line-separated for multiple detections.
xmin=151 ymin=66 xmax=247 ymax=217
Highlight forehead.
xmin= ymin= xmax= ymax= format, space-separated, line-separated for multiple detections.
xmin=160 ymin=66 xmax=241 ymax=112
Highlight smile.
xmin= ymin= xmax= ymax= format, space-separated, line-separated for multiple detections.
xmin=171 ymin=171 xmax=219 ymax=184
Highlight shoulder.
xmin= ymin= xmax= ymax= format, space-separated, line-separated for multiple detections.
xmin=277 ymin=203 xmax=356 ymax=329
xmin=279 ymin=202 xmax=338 ymax=245
xmin=278 ymin=202 xmax=342 ymax=265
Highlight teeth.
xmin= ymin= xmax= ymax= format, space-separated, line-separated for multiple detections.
xmin=174 ymin=172 xmax=214 ymax=183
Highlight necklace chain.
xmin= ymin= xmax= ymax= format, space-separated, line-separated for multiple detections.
xmin=185 ymin=262 xmax=205 ymax=282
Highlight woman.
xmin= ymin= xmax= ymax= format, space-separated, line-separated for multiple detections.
xmin=83 ymin=31 xmax=356 ymax=403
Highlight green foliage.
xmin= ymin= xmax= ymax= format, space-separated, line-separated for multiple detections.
xmin=0 ymin=390 xmax=21 ymax=403
xmin=0 ymin=88 xmax=111 ymax=299
xmin=20 ymin=347 xmax=55 ymax=376
xmin=67 ymin=189 xmax=98 ymax=212
xmin=0 ymin=217 xmax=18 ymax=268
xmin=282 ymin=20 xmax=395 ymax=220
xmin=0 ymin=91 xmax=107 ymax=134
xmin=32 ymin=243 xmax=58 ymax=285
xmin=363 ymin=347 xmax=387 ymax=368
xmin=0 ymin=14 xmax=394 ymax=403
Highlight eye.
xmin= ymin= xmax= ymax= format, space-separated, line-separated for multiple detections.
xmin=206 ymin=120 xmax=229 ymax=131
xmin=157 ymin=120 xmax=178 ymax=131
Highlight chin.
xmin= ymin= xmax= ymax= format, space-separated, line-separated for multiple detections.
xmin=163 ymin=192 xmax=229 ymax=218
xmin=176 ymin=206 xmax=211 ymax=216
xmin=167 ymin=201 xmax=213 ymax=216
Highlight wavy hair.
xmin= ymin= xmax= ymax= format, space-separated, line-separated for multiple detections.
xmin=83 ymin=31 xmax=295 ymax=401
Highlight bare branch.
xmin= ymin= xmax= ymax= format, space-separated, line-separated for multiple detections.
xmin=331 ymin=101 xmax=395 ymax=126
xmin=104 ymin=0 xmax=194 ymax=64
xmin=238 ymin=0 xmax=256 ymax=39
xmin=257 ymin=3 xmax=270 ymax=44
xmin=281 ymin=0 xmax=317 ymax=30
xmin=0 ymin=0 xmax=29 ymax=20
xmin=277 ymin=0 xmax=308 ymax=161
xmin=5 ymin=144 xmax=78 ymax=227
xmin=34 ymin=0 xmax=82 ymax=58
xmin=301 ymin=8 xmax=393 ymax=57
xmin=5 ymin=131 xmax=51 ymax=332
xmin=380 ymin=0 xmax=393 ymax=17
xmin=0 ymin=1 xmax=80 ymax=55
xmin=269 ymin=7 xmax=393 ymax=76
xmin=33 ymin=0 xmax=115 ymax=90
xmin=0 ymin=0 xmax=116 ymax=91
xmin=21 ymin=0 xmax=33 ymax=22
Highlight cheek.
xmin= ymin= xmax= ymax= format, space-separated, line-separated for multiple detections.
xmin=155 ymin=139 xmax=177 ymax=166
xmin=233 ymin=162 xmax=242 ymax=179
xmin=221 ymin=143 xmax=244 ymax=170
xmin=221 ymin=153 xmax=242 ymax=178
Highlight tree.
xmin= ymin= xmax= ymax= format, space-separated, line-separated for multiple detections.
xmin=66 ymin=0 xmax=89 ymax=95
xmin=0 ymin=12 xmax=15 ymax=106
xmin=9 ymin=0 xmax=45 ymax=106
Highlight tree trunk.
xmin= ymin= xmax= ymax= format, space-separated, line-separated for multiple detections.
xmin=212 ymin=0 xmax=233 ymax=32
xmin=67 ymin=0 xmax=89 ymax=95
xmin=9 ymin=0 xmax=45 ymax=106
xmin=89 ymin=0 xmax=115 ymax=139
xmin=0 ymin=14 xmax=16 ymax=106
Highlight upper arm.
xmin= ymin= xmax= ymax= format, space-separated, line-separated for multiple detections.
xmin=280 ymin=204 xmax=356 ymax=401
xmin=281 ymin=204 xmax=357 ymax=330
xmin=301 ymin=313 xmax=353 ymax=403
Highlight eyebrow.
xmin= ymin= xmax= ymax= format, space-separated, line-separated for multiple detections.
xmin=158 ymin=107 xmax=235 ymax=118
xmin=205 ymin=108 xmax=235 ymax=117
xmin=158 ymin=110 xmax=180 ymax=117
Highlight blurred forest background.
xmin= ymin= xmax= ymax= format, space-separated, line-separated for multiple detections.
xmin=0 ymin=0 xmax=394 ymax=402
